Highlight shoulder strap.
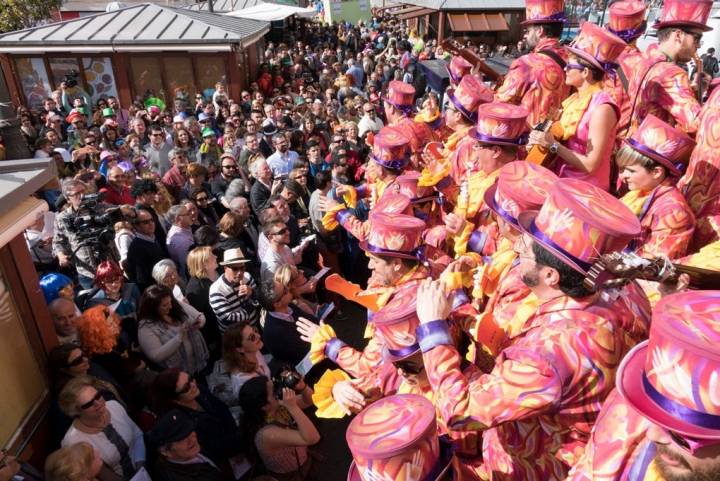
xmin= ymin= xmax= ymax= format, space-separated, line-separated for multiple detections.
xmin=617 ymin=64 xmax=630 ymax=93
xmin=537 ymin=49 xmax=567 ymax=70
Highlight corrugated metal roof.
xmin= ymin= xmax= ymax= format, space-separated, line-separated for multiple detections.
xmin=0 ymin=3 xmax=269 ymax=46
xmin=399 ymin=0 xmax=524 ymax=10
xmin=60 ymin=0 xmax=192 ymax=12
xmin=188 ymin=0 xmax=297 ymax=12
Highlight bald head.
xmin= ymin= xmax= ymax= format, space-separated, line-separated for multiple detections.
xmin=48 ymin=298 xmax=79 ymax=338
xmin=108 ymin=167 xmax=125 ymax=187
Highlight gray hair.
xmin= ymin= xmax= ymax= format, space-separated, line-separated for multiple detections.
xmin=166 ymin=204 xmax=185 ymax=225
xmin=250 ymin=158 xmax=268 ymax=177
xmin=61 ymin=179 xmax=87 ymax=198
xmin=225 ymin=179 xmax=246 ymax=204
xmin=152 ymin=259 xmax=178 ymax=286
xmin=229 ymin=196 xmax=248 ymax=212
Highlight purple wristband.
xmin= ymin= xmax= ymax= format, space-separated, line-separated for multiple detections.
xmin=325 ymin=337 xmax=347 ymax=362
xmin=417 ymin=320 xmax=452 ymax=353
xmin=336 ymin=209 xmax=353 ymax=226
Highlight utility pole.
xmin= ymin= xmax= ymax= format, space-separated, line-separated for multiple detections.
xmin=208 ymin=0 xmax=214 ymax=12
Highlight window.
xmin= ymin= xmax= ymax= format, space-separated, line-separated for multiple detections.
xmin=163 ymin=57 xmax=196 ymax=101
xmin=195 ymin=56 xmax=227 ymax=100
xmin=129 ymin=56 xmax=166 ymax=103
xmin=82 ymin=57 xmax=118 ymax=103
xmin=48 ymin=57 xmax=80 ymax=90
xmin=14 ymin=58 xmax=52 ymax=110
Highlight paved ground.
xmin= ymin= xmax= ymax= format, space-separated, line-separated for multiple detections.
xmin=306 ymin=300 xmax=368 ymax=481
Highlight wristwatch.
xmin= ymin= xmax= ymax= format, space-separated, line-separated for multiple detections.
xmin=549 ymin=142 xmax=559 ymax=155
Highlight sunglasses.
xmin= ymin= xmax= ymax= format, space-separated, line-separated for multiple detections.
xmin=79 ymin=391 xmax=103 ymax=410
xmin=679 ymin=29 xmax=703 ymax=44
xmin=177 ymin=375 xmax=195 ymax=395
xmin=392 ymin=359 xmax=424 ymax=375
xmin=272 ymin=227 xmax=289 ymax=236
xmin=150 ymin=133 xmax=164 ymax=137
xmin=665 ymin=428 xmax=720 ymax=455
xmin=229 ymin=264 xmax=246 ymax=272
xmin=195 ymin=196 xmax=209 ymax=202
xmin=67 ymin=354 xmax=87 ymax=367
xmin=222 ymin=165 xmax=238 ymax=170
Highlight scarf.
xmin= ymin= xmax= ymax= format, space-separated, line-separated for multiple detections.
xmin=559 ymin=83 xmax=602 ymax=140
xmin=620 ymin=188 xmax=655 ymax=216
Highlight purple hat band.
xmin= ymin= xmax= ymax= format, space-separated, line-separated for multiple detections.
xmin=365 ymin=242 xmax=424 ymax=260
xmin=529 ymin=218 xmax=593 ymax=272
xmin=529 ymin=11 xmax=568 ymax=23
xmin=446 ymin=66 xmax=462 ymax=84
xmin=447 ymin=91 xmax=478 ymax=123
xmin=371 ymin=153 xmax=410 ymax=172
xmin=608 ymin=22 xmax=647 ymax=42
xmin=490 ymin=194 xmax=520 ymax=227
xmin=642 ymin=372 xmax=720 ymax=430
xmin=470 ymin=130 xmax=528 ymax=146
xmin=383 ymin=96 xmax=415 ymax=116
xmin=387 ymin=343 xmax=420 ymax=359
xmin=626 ymin=137 xmax=684 ymax=176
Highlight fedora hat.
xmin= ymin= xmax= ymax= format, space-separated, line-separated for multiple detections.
xmin=219 ymin=248 xmax=251 ymax=266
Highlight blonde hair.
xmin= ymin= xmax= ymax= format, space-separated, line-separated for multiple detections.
xmin=187 ymin=246 xmax=215 ymax=279
xmin=58 ymin=375 xmax=111 ymax=418
xmin=615 ymin=144 xmax=659 ymax=171
xmin=45 ymin=442 xmax=95 ymax=481
xmin=274 ymin=264 xmax=297 ymax=288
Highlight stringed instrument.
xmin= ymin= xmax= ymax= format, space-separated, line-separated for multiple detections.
xmin=441 ymin=39 xmax=503 ymax=84
xmin=583 ymin=251 xmax=720 ymax=292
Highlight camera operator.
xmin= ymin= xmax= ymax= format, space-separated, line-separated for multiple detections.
xmin=53 ymin=179 xmax=116 ymax=289
xmin=59 ymin=72 xmax=91 ymax=114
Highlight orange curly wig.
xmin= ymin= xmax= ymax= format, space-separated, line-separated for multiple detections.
xmin=76 ymin=305 xmax=121 ymax=355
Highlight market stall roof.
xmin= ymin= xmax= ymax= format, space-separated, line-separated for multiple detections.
xmin=398 ymin=0 xmax=524 ymax=10
xmin=189 ymin=0 xmax=298 ymax=12
xmin=226 ymin=2 xmax=316 ymax=21
xmin=0 ymin=3 xmax=270 ymax=53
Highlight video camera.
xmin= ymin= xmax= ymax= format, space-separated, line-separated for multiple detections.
xmin=272 ymin=365 xmax=303 ymax=399
xmin=63 ymin=70 xmax=80 ymax=88
xmin=63 ymin=192 xmax=123 ymax=261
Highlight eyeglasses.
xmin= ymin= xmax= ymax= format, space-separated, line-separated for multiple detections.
xmin=664 ymin=428 xmax=720 ymax=455
xmin=195 ymin=196 xmax=209 ymax=202
xmin=222 ymin=165 xmax=238 ymax=170
xmin=67 ymin=354 xmax=87 ymax=367
xmin=679 ymin=29 xmax=703 ymax=45
xmin=136 ymin=218 xmax=154 ymax=225
xmin=177 ymin=375 xmax=195 ymax=395
xmin=79 ymin=391 xmax=103 ymax=410
xmin=150 ymin=133 xmax=164 ymax=137
xmin=272 ymin=227 xmax=289 ymax=236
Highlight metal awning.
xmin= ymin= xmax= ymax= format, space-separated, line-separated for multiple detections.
xmin=397 ymin=7 xmax=436 ymax=19
xmin=446 ymin=12 xmax=509 ymax=31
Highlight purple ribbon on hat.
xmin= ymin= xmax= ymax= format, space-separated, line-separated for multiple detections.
xmin=470 ymin=130 xmax=529 ymax=146
xmin=529 ymin=219 xmax=593 ymax=272
xmin=447 ymin=91 xmax=478 ymax=123
xmin=626 ymin=137 xmax=684 ymax=175
xmin=446 ymin=66 xmax=462 ymax=84
xmin=608 ymin=22 xmax=647 ymax=43
xmin=491 ymin=195 xmax=519 ymax=227
xmin=387 ymin=343 xmax=420 ymax=359
xmin=642 ymin=372 xmax=720 ymax=430
xmin=365 ymin=242 xmax=424 ymax=260
xmin=382 ymin=96 xmax=415 ymax=116
xmin=371 ymin=153 xmax=410 ymax=172
xmin=533 ymin=11 xmax=568 ymax=23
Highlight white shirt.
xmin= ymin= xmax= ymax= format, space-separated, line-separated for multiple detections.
xmin=358 ymin=114 xmax=384 ymax=138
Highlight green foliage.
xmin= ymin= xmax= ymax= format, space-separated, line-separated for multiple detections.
xmin=0 ymin=0 xmax=62 ymax=34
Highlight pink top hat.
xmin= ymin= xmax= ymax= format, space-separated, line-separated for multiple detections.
xmin=517 ymin=178 xmax=641 ymax=274
xmin=470 ymin=102 xmax=530 ymax=147
xmin=566 ymin=22 xmax=627 ymax=73
xmin=361 ymin=212 xmax=426 ymax=260
xmin=347 ymin=394 xmax=451 ymax=481
xmin=484 ymin=161 xmax=558 ymax=228
xmin=654 ymin=0 xmax=713 ymax=32
xmin=447 ymin=56 xmax=473 ymax=85
xmin=522 ymin=0 xmax=566 ymax=24
xmin=374 ymin=192 xmax=413 ymax=217
xmin=372 ymin=281 xmax=421 ymax=361
xmin=384 ymin=81 xmax=417 ymax=115
xmin=608 ymin=1 xmax=647 ymax=42
xmin=396 ymin=171 xmax=437 ymax=205
xmin=447 ymin=74 xmax=494 ymax=123
xmin=617 ymin=290 xmax=720 ymax=439
xmin=371 ymin=126 xmax=411 ymax=172
xmin=625 ymin=114 xmax=696 ymax=177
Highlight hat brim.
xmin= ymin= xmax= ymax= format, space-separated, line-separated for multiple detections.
xmin=617 ymin=342 xmax=720 ymax=440
xmin=469 ymin=128 xmax=526 ymax=148
xmin=520 ymin=18 xmax=566 ymax=25
xmin=565 ymin=47 xmax=605 ymax=72
xmin=360 ymin=241 xmax=420 ymax=260
xmin=347 ymin=439 xmax=454 ymax=481
xmin=219 ymin=259 xmax=251 ymax=266
xmin=654 ymin=20 xmax=712 ymax=32
xmin=517 ymin=210 xmax=589 ymax=275
xmin=622 ymin=139 xmax=683 ymax=177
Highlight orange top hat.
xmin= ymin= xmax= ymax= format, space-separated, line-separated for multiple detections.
xmin=361 ymin=212 xmax=426 ymax=260
xmin=654 ymin=0 xmax=713 ymax=32
xmin=484 ymin=161 xmax=558 ymax=228
xmin=347 ymin=394 xmax=452 ymax=481
xmin=396 ymin=171 xmax=438 ymax=205
xmin=447 ymin=74 xmax=494 ymax=123
xmin=625 ymin=114 xmax=696 ymax=177
xmin=617 ymin=290 xmax=720 ymax=440
xmin=384 ymin=80 xmax=417 ymax=115
xmin=392 ymin=119 xmax=433 ymax=155
xmin=517 ymin=178 xmax=641 ymax=274
xmin=608 ymin=1 xmax=647 ymax=42
xmin=470 ymin=102 xmax=530 ymax=147
xmin=371 ymin=126 xmax=411 ymax=172
xmin=522 ymin=0 xmax=566 ymax=25
xmin=372 ymin=281 xmax=422 ymax=361
xmin=567 ymin=22 xmax=627 ymax=73
xmin=447 ymin=56 xmax=473 ymax=85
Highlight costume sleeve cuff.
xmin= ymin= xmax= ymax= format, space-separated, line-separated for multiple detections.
xmin=336 ymin=209 xmax=354 ymax=229
xmin=354 ymin=184 xmax=368 ymax=199
xmin=321 ymin=204 xmax=347 ymax=231
xmin=309 ymin=323 xmax=339 ymax=364
xmin=312 ymin=369 xmax=352 ymax=419
xmin=325 ymin=337 xmax=347 ymax=363
xmin=417 ymin=320 xmax=453 ymax=353
xmin=418 ymin=165 xmax=451 ymax=188
xmin=467 ymin=230 xmax=488 ymax=255
xmin=342 ymin=187 xmax=359 ymax=208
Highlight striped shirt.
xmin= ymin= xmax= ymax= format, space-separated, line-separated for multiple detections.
xmin=208 ymin=273 xmax=260 ymax=333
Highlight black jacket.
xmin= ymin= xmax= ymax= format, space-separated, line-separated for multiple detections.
xmin=126 ymin=236 xmax=167 ymax=292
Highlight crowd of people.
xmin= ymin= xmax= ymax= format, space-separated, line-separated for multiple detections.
xmin=3 ymin=0 xmax=720 ymax=481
